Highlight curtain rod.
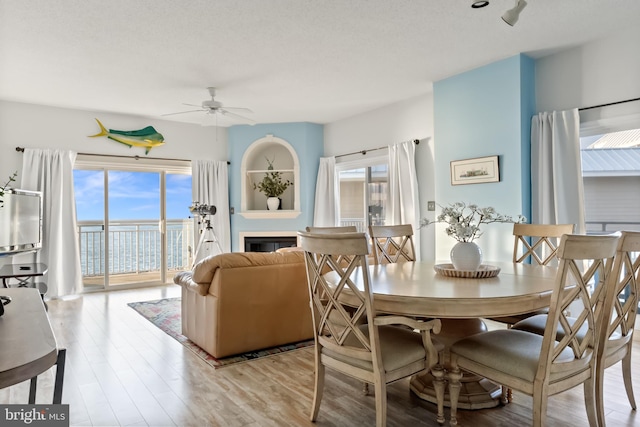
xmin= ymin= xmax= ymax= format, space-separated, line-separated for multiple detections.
xmin=15 ymin=147 xmax=230 ymax=165
xmin=334 ymin=139 xmax=421 ymax=159
xmin=578 ymin=96 xmax=640 ymax=112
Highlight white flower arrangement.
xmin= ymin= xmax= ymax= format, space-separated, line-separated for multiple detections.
xmin=420 ymin=202 xmax=526 ymax=243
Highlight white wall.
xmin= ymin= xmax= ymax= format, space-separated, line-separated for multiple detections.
xmin=0 ymin=100 xmax=228 ymax=183
xmin=324 ymin=93 xmax=436 ymax=260
xmin=536 ymin=25 xmax=640 ymax=120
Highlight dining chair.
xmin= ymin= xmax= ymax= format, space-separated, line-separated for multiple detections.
xmin=489 ymin=223 xmax=576 ymax=403
xmin=596 ymin=230 xmax=640 ymax=426
xmin=448 ymin=233 xmax=619 ymax=427
xmin=368 ymin=224 xmax=416 ymax=265
xmin=298 ymin=231 xmax=445 ymax=426
xmin=488 ymin=223 xmax=575 ymax=326
xmin=513 ymin=230 xmax=640 ymax=427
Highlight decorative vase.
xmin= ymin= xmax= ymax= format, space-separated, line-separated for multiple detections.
xmin=267 ymin=197 xmax=280 ymax=211
xmin=450 ymin=241 xmax=482 ymax=271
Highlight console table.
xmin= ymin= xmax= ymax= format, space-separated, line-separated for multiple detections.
xmin=0 ymin=288 xmax=66 ymax=403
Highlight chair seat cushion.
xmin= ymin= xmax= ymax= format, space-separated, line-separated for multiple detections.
xmin=512 ymin=314 xmax=591 ymax=342
xmin=450 ymin=329 xmax=574 ymax=383
xmin=323 ymin=324 xmax=442 ymax=373
xmin=487 ymin=309 xmax=548 ymax=326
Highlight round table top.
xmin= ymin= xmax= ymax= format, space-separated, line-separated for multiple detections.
xmin=330 ymin=260 xmax=558 ymax=319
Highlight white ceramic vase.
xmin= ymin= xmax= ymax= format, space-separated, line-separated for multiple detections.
xmin=450 ymin=241 xmax=482 ymax=271
xmin=266 ymin=197 xmax=280 ymax=210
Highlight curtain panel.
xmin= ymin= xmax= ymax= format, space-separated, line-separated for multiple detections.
xmin=20 ymin=148 xmax=82 ymax=298
xmin=531 ymin=108 xmax=586 ymax=234
xmin=192 ymin=160 xmax=231 ymax=261
xmin=388 ymin=141 xmax=421 ymax=260
xmin=312 ymin=157 xmax=338 ymax=227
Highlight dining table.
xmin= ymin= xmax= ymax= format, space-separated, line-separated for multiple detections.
xmin=330 ymin=259 xmax=559 ymax=410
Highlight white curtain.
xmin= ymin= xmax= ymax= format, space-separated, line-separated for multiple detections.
xmin=388 ymin=141 xmax=421 ymax=260
xmin=312 ymin=157 xmax=338 ymax=227
xmin=192 ymin=160 xmax=231 ymax=260
xmin=531 ymin=109 xmax=586 ymax=234
xmin=20 ymin=149 xmax=82 ymax=298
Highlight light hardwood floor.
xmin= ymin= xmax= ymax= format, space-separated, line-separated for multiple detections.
xmin=1 ymin=285 xmax=639 ymax=426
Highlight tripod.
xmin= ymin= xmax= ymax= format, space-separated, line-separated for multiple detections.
xmin=192 ymin=216 xmax=223 ymax=267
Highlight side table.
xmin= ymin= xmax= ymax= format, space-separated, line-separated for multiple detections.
xmin=0 ymin=263 xmax=48 ymax=309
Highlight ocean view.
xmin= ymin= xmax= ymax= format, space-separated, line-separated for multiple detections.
xmin=78 ymin=220 xmax=193 ymax=276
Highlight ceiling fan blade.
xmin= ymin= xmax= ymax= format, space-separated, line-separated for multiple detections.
xmin=221 ymin=106 xmax=254 ymax=113
xmin=161 ymin=109 xmax=205 ymax=116
xmin=220 ymin=109 xmax=255 ymax=123
xmin=182 ymin=103 xmax=203 ymax=108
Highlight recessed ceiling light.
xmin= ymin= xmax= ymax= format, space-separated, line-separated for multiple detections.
xmin=471 ymin=1 xmax=490 ymax=8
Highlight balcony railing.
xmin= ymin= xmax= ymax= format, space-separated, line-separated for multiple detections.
xmin=585 ymin=221 xmax=640 ymax=234
xmin=77 ymin=219 xmax=194 ymax=277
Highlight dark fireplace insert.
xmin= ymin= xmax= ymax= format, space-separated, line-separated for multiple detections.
xmin=244 ymin=236 xmax=297 ymax=252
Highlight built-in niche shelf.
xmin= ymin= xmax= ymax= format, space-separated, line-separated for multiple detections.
xmin=239 ymin=134 xmax=301 ymax=219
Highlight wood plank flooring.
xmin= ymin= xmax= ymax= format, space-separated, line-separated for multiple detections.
xmin=1 ymin=285 xmax=639 ymax=426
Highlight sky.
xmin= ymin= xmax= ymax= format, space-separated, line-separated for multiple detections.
xmin=73 ymin=170 xmax=192 ymax=221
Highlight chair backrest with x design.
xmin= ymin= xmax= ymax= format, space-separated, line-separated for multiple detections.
xmin=541 ymin=234 xmax=618 ymax=380
xmin=299 ymin=231 xmax=378 ymax=358
xmin=512 ymin=223 xmax=575 ymax=266
xmin=369 ymin=224 xmax=416 ymax=265
xmin=599 ymin=230 xmax=640 ymax=355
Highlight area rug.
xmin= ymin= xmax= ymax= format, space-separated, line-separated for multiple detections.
xmin=127 ymin=297 xmax=313 ymax=368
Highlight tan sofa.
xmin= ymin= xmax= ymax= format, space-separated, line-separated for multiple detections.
xmin=173 ymin=251 xmax=313 ymax=359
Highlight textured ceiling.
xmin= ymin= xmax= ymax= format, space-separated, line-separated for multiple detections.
xmin=1 ymin=0 xmax=639 ymax=127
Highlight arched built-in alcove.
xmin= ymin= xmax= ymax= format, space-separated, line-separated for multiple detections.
xmin=239 ymin=134 xmax=301 ymax=218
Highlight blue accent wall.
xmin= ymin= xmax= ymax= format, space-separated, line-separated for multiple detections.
xmin=433 ymin=54 xmax=535 ymax=261
xmin=228 ymin=122 xmax=324 ymax=251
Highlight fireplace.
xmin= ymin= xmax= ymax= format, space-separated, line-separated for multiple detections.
xmin=239 ymin=231 xmax=299 ymax=252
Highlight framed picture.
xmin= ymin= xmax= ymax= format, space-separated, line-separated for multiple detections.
xmin=450 ymin=155 xmax=499 ymax=186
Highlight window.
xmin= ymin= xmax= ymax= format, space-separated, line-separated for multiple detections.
xmin=580 ymin=128 xmax=640 ymax=234
xmin=336 ymin=157 xmax=388 ymax=232
xmin=580 ymin=128 xmax=640 ymax=320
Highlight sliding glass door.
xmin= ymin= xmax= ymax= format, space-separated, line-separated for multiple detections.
xmin=74 ymin=163 xmax=192 ymax=291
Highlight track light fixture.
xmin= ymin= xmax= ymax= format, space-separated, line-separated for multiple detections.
xmin=502 ymin=0 xmax=527 ymax=26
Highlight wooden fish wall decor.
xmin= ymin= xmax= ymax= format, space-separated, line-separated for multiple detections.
xmin=89 ymin=119 xmax=165 ymax=155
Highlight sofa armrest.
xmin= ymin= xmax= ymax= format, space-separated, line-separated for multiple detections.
xmin=173 ymin=271 xmax=210 ymax=296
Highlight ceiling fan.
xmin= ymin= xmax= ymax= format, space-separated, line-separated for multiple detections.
xmin=163 ymin=87 xmax=254 ymax=124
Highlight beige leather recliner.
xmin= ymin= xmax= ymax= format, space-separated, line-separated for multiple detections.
xmin=173 ymin=251 xmax=313 ymax=359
